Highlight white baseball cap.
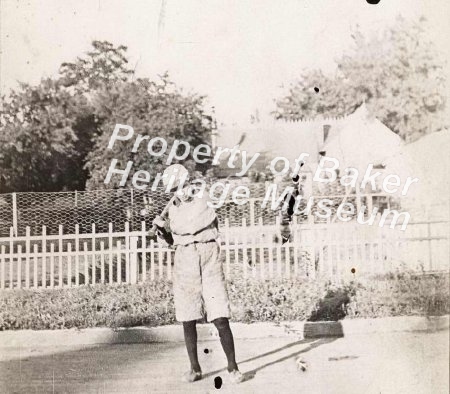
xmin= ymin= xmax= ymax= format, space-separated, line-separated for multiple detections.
xmin=162 ymin=164 xmax=189 ymax=190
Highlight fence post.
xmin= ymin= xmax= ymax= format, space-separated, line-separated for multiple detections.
xmin=427 ymin=222 xmax=432 ymax=271
xmin=130 ymin=189 xmax=134 ymax=230
xmin=12 ymin=192 xmax=18 ymax=237
xmin=1 ymin=245 xmax=5 ymax=289
xmin=141 ymin=221 xmax=147 ymax=282
xmin=41 ymin=226 xmax=47 ymax=288
xmin=129 ymin=236 xmax=139 ymax=284
xmin=224 ymin=218 xmax=230 ymax=278
xmin=242 ymin=218 xmax=248 ymax=278
xmin=249 ymin=199 xmax=255 ymax=226
xmin=25 ymin=227 xmax=30 ymax=288
xmin=9 ymin=227 xmax=14 ymax=288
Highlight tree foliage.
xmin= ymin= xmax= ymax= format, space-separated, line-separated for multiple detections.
xmin=0 ymin=41 xmax=212 ymax=192
xmin=0 ymin=79 xmax=79 ymax=192
xmin=85 ymin=74 xmax=213 ymax=189
xmin=59 ymin=41 xmax=133 ymax=92
xmin=274 ymin=17 xmax=447 ymax=142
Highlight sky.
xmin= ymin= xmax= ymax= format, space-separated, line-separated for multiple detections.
xmin=1 ymin=0 xmax=449 ymax=125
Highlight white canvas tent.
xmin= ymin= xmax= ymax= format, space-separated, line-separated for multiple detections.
xmin=214 ymin=116 xmax=330 ymax=177
xmin=383 ymin=128 xmax=450 ymax=209
xmin=215 ymin=118 xmax=323 ymax=163
xmin=321 ymin=103 xmax=403 ymax=174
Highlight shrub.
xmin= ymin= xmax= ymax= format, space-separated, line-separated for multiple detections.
xmin=0 ymin=272 xmax=448 ymax=330
xmin=0 ymin=281 xmax=176 ymax=330
xmin=228 ymin=276 xmax=327 ymax=323
xmin=346 ymin=271 xmax=450 ymax=318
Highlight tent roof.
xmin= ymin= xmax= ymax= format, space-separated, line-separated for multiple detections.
xmin=215 ymin=104 xmax=403 ymax=175
xmin=216 ymin=120 xmax=323 ymax=163
xmin=321 ymin=103 xmax=403 ymax=172
xmin=383 ymin=128 xmax=450 ymax=205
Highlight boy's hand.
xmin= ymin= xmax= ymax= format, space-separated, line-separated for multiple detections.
xmin=151 ymin=215 xmax=174 ymax=246
xmin=280 ymin=223 xmax=291 ymax=244
xmin=156 ymin=229 xmax=174 ymax=246
xmin=152 ymin=215 xmax=166 ymax=229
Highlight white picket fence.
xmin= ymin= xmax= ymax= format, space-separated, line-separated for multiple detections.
xmin=0 ymin=218 xmax=448 ymax=290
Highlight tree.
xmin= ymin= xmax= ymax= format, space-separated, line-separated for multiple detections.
xmin=274 ymin=17 xmax=447 ymax=142
xmin=59 ymin=40 xmax=133 ymax=92
xmin=1 ymin=41 xmax=214 ymax=192
xmin=0 ymin=79 xmax=78 ymax=192
xmin=0 ymin=41 xmax=133 ymax=192
xmin=84 ymin=74 xmax=213 ymax=189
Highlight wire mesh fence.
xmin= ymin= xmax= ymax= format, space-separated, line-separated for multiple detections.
xmin=0 ymin=182 xmax=407 ymax=237
xmin=0 ymin=194 xmax=14 ymax=235
xmin=0 ymin=188 xmax=171 ymax=236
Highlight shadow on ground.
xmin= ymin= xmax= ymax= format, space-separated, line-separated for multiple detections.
xmin=203 ymin=337 xmax=337 ymax=383
xmin=0 ymin=335 xmax=337 ymax=392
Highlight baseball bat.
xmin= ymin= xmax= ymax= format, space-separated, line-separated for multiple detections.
xmin=148 ymin=194 xmax=178 ymax=239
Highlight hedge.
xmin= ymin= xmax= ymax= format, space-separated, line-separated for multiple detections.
xmin=0 ymin=272 xmax=448 ymax=330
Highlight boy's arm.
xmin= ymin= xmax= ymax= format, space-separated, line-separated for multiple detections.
xmin=152 ymin=216 xmax=174 ymax=245
xmin=277 ymin=187 xmax=301 ymax=244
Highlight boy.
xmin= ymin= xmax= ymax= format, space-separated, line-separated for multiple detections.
xmin=278 ymin=173 xmax=304 ymax=244
xmin=152 ymin=164 xmax=243 ymax=384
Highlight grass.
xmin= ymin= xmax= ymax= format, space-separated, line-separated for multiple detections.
xmin=0 ymin=271 xmax=448 ymax=330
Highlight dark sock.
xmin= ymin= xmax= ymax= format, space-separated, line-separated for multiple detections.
xmin=182 ymin=320 xmax=201 ymax=373
xmin=213 ymin=317 xmax=238 ymax=372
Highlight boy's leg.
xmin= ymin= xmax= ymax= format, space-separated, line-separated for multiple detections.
xmin=212 ymin=317 xmax=238 ymax=372
xmin=199 ymin=242 xmax=243 ymax=382
xmin=173 ymin=245 xmax=203 ymax=322
xmin=182 ymin=320 xmax=201 ymax=373
xmin=174 ymin=245 xmax=203 ymax=382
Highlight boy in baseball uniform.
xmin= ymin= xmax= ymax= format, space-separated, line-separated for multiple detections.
xmin=152 ymin=164 xmax=243 ymax=384
xmin=278 ymin=172 xmax=304 ymax=244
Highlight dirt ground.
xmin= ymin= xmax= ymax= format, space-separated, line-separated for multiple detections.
xmin=0 ymin=330 xmax=448 ymax=394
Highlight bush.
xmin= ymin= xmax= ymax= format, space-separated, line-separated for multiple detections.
xmin=308 ymin=283 xmax=357 ymax=322
xmin=0 ymin=272 xmax=448 ymax=330
xmin=0 ymin=281 xmax=176 ymax=330
xmin=228 ymin=276 xmax=327 ymax=323
xmin=346 ymin=271 xmax=450 ymax=318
